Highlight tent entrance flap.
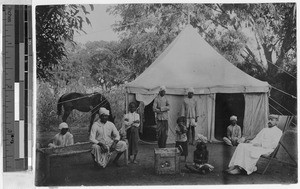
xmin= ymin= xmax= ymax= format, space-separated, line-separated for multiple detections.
xmin=214 ymin=93 xmax=245 ymax=141
xmin=140 ymin=100 xmax=157 ymax=142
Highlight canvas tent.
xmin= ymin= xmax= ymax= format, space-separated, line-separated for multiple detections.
xmin=125 ymin=25 xmax=270 ymax=143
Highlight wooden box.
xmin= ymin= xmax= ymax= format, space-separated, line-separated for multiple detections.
xmin=154 ymin=148 xmax=180 ymax=175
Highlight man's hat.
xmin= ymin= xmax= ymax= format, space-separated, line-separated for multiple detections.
xmin=269 ymin=114 xmax=279 ymax=120
xmin=159 ymin=86 xmax=166 ymax=92
xmin=187 ymin=87 xmax=195 ymax=94
xmin=99 ymin=107 xmax=110 ymax=115
xmin=230 ymin=115 xmax=237 ymax=121
xmin=59 ymin=122 xmax=68 ymax=130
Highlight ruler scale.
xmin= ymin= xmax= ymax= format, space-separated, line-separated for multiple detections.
xmin=3 ymin=5 xmax=32 ymax=172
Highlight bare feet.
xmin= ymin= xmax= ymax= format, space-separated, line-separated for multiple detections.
xmin=227 ymin=167 xmax=241 ymax=175
xmin=132 ymin=160 xmax=138 ymax=164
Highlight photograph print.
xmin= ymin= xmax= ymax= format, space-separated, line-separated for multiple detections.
xmin=35 ymin=2 xmax=297 ymax=186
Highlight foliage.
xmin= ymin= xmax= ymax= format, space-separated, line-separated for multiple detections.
xmin=84 ymin=41 xmax=132 ymax=89
xmin=47 ymin=42 xmax=96 ymax=97
xmin=102 ymin=86 xmax=126 ymax=130
xmin=108 ymin=3 xmax=296 ymax=115
xmin=37 ymin=80 xmax=126 ymax=132
xmin=36 ymin=4 xmax=93 ymax=81
xmin=37 ymin=82 xmax=60 ymax=131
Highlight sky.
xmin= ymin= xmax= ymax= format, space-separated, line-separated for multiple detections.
xmin=73 ymin=4 xmax=121 ymax=44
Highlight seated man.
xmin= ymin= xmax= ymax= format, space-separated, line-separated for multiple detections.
xmin=48 ymin=122 xmax=74 ymax=148
xmin=90 ymin=107 xmax=127 ymax=168
xmin=223 ymin=115 xmax=245 ymax=146
xmin=226 ymin=114 xmax=282 ymax=175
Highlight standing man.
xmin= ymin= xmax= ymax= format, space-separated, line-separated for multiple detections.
xmin=223 ymin=115 xmax=245 ymax=146
xmin=226 ymin=114 xmax=282 ymax=175
xmin=181 ymin=87 xmax=199 ymax=145
xmin=90 ymin=107 xmax=127 ymax=168
xmin=153 ymin=86 xmax=170 ymax=148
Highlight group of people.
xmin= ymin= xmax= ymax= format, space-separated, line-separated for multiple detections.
xmin=48 ymin=85 xmax=283 ymax=175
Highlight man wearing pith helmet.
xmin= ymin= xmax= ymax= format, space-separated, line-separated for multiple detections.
xmin=181 ymin=87 xmax=199 ymax=145
xmin=153 ymin=86 xmax=170 ymax=148
xmin=89 ymin=107 xmax=127 ymax=168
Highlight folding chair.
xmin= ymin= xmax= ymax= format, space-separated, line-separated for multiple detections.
xmin=259 ymin=116 xmax=297 ymax=174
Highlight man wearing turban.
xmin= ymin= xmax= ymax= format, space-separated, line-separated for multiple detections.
xmin=181 ymin=87 xmax=199 ymax=145
xmin=48 ymin=122 xmax=74 ymax=148
xmin=226 ymin=114 xmax=282 ymax=175
xmin=153 ymin=86 xmax=170 ymax=148
xmin=90 ymin=107 xmax=127 ymax=168
xmin=223 ymin=115 xmax=245 ymax=146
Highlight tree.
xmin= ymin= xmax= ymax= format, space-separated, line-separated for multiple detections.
xmin=47 ymin=42 xmax=95 ymax=96
xmin=108 ymin=3 xmax=296 ymax=114
xmin=84 ymin=41 xmax=132 ymax=90
xmin=36 ymin=4 xmax=93 ymax=81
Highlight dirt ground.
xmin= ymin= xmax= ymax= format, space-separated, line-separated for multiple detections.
xmin=36 ymin=128 xmax=298 ymax=186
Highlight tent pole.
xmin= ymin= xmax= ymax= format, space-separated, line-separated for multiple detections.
xmin=125 ymin=92 xmax=128 ymax=114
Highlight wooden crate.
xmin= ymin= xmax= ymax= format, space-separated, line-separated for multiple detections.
xmin=154 ymin=148 xmax=180 ymax=175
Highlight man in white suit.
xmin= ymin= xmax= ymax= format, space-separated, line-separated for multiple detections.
xmin=226 ymin=114 xmax=282 ymax=175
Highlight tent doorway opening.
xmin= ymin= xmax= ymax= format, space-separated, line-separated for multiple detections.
xmin=215 ymin=93 xmax=245 ymax=141
xmin=140 ymin=100 xmax=157 ymax=142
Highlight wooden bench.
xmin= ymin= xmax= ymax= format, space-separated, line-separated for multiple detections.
xmin=36 ymin=141 xmax=128 ymax=185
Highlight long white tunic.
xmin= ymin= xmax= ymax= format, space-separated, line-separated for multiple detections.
xmin=48 ymin=132 xmax=74 ymax=148
xmin=124 ymin=112 xmax=140 ymax=129
xmin=228 ymin=126 xmax=282 ymax=174
xmin=89 ymin=120 xmax=127 ymax=167
xmin=181 ymin=97 xmax=199 ymax=119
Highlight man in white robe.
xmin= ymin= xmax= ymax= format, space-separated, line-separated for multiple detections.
xmin=90 ymin=108 xmax=127 ymax=168
xmin=226 ymin=114 xmax=282 ymax=175
xmin=48 ymin=122 xmax=74 ymax=148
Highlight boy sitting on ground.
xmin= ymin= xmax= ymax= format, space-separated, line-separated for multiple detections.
xmin=185 ymin=137 xmax=214 ymax=174
xmin=223 ymin=115 xmax=245 ymax=146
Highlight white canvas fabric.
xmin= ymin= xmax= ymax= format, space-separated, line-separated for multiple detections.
xmin=126 ymin=25 xmax=269 ymax=95
xmin=243 ymin=93 xmax=269 ymax=140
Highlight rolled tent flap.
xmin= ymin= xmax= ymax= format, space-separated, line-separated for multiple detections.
xmin=136 ymin=93 xmax=157 ymax=106
xmin=243 ymin=93 xmax=269 ymax=140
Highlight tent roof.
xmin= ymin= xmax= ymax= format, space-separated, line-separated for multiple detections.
xmin=126 ymin=25 xmax=269 ymax=95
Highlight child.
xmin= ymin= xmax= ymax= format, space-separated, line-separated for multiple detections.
xmin=48 ymin=122 xmax=74 ymax=148
xmin=175 ymin=116 xmax=188 ymax=162
xmin=185 ymin=141 xmax=214 ymax=174
xmin=124 ymin=102 xmax=140 ymax=164
xmin=223 ymin=115 xmax=245 ymax=146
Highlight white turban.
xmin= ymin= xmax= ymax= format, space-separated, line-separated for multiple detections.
xmin=99 ymin=107 xmax=110 ymax=115
xmin=187 ymin=87 xmax=195 ymax=93
xmin=159 ymin=86 xmax=166 ymax=92
xmin=269 ymin=114 xmax=279 ymax=120
xmin=230 ymin=115 xmax=237 ymax=121
xmin=59 ymin=122 xmax=68 ymax=130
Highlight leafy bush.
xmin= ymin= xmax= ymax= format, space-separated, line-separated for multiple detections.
xmin=37 ymin=82 xmax=59 ymax=131
xmin=103 ymin=86 xmax=126 ymax=130
xmin=37 ymin=81 xmax=126 ymax=132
